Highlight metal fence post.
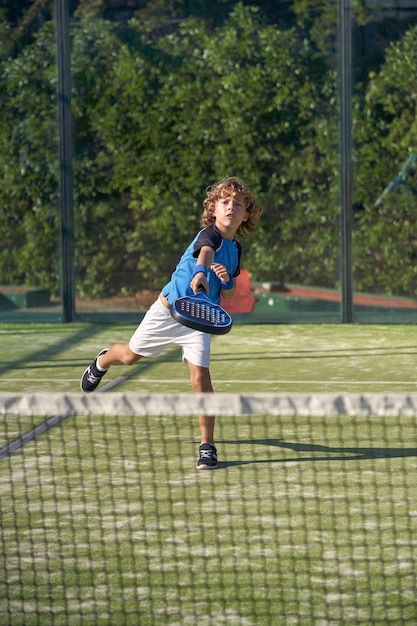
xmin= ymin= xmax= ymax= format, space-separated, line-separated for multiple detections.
xmin=56 ymin=0 xmax=75 ymax=322
xmin=339 ymin=0 xmax=353 ymax=323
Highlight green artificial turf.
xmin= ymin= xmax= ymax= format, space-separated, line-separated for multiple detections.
xmin=1 ymin=323 xmax=417 ymax=624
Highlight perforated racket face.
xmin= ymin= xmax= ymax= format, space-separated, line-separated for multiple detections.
xmin=171 ymin=294 xmax=233 ymax=335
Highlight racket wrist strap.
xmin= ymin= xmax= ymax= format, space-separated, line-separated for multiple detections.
xmin=220 ymin=276 xmax=234 ymax=290
xmin=192 ymin=263 xmax=208 ymax=278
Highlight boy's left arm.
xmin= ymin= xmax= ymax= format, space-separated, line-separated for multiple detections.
xmin=211 ymin=263 xmax=236 ymax=300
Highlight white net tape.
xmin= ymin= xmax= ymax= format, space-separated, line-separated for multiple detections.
xmin=2 ymin=391 xmax=417 ymax=417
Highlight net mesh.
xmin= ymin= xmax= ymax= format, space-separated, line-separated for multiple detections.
xmin=1 ymin=392 xmax=416 ymax=625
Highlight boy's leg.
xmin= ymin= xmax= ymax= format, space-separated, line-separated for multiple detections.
xmin=188 ymin=363 xmax=214 ymax=442
xmin=99 ymin=344 xmax=142 ymax=368
xmin=82 ymin=295 xmax=181 ymax=393
xmin=81 ymin=344 xmax=142 ymax=392
xmin=188 ymin=362 xmax=218 ymax=469
xmin=198 ymin=414 xmax=215 ymax=445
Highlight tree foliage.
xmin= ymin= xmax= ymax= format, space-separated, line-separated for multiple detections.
xmin=1 ymin=1 xmax=417 ymax=297
xmin=354 ymin=26 xmax=417 ymax=295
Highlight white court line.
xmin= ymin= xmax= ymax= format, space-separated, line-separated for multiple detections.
xmin=1 ymin=378 xmax=416 ymax=385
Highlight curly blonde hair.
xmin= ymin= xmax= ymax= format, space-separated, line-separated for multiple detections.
xmin=201 ymin=177 xmax=262 ymax=238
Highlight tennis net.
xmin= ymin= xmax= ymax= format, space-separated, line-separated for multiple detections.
xmin=1 ymin=392 xmax=416 ymax=625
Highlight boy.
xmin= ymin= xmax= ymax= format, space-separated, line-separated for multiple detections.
xmin=81 ymin=177 xmax=262 ymax=469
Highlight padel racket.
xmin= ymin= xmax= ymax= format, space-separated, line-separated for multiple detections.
xmin=171 ymin=290 xmax=233 ymax=335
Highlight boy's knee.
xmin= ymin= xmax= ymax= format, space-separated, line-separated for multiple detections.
xmin=122 ymin=349 xmax=141 ymax=366
xmin=189 ymin=367 xmax=212 ymax=392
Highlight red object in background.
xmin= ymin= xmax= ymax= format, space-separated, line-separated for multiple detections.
xmin=221 ymin=270 xmax=258 ymax=313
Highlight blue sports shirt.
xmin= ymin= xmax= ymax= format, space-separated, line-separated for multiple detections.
xmin=161 ymin=224 xmax=241 ymax=305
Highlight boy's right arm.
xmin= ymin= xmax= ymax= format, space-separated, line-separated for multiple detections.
xmin=190 ymin=246 xmax=214 ymax=294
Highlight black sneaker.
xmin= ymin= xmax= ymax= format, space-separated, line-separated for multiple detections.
xmin=197 ymin=443 xmax=218 ymax=470
xmin=80 ymin=350 xmax=108 ymax=392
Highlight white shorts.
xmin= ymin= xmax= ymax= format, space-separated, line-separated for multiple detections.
xmin=128 ymin=297 xmax=211 ymax=368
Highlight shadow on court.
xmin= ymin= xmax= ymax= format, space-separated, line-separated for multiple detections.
xmin=0 ymin=325 xmax=107 ymax=378
xmin=0 ymin=325 xmax=183 ymax=378
xmin=215 ymin=438 xmax=417 ymax=468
